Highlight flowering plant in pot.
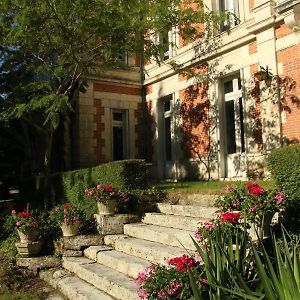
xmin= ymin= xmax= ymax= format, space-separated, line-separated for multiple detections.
xmin=49 ymin=203 xmax=83 ymax=236
xmin=84 ymin=183 xmax=130 ymax=215
xmin=215 ymin=182 xmax=287 ymax=239
xmin=5 ymin=210 xmax=42 ymax=242
xmin=136 ymin=254 xmax=204 ymax=299
xmin=194 ymin=210 xmax=247 ymax=246
xmin=216 ymin=183 xmax=286 ymax=221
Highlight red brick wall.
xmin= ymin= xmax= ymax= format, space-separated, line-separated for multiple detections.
xmin=93 ymin=98 xmax=106 ymax=163
xmin=180 ymin=83 xmax=210 ymax=158
xmin=249 ymin=0 xmax=254 ymax=12
xmin=249 ymin=41 xmax=257 ymax=55
xmin=146 ymin=85 xmax=153 ymax=95
xmin=275 ymin=24 xmax=294 ymax=39
xmin=276 ymin=44 xmax=300 ymax=143
xmin=93 ymin=82 xmax=142 ymax=164
xmin=94 ymin=83 xmax=140 ymax=95
xmin=179 ymin=63 xmax=208 ymax=82
xmin=178 ymin=2 xmax=205 ymax=48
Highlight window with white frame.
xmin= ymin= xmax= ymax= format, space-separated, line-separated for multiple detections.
xmin=155 ymin=28 xmax=175 ymax=61
xmin=219 ymin=0 xmax=240 ymax=31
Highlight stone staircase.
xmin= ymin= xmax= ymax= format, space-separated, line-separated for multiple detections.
xmin=41 ymin=197 xmax=218 ymax=300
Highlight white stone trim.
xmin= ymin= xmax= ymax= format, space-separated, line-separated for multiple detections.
xmin=276 ymin=31 xmax=300 ymax=50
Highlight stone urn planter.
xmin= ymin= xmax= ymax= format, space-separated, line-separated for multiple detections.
xmin=97 ymin=199 xmax=117 ymax=215
xmin=60 ymin=221 xmax=80 ymax=237
xmin=249 ymin=212 xmax=274 ymax=240
xmin=16 ymin=228 xmax=42 ymax=257
xmin=17 ymin=228 xmax=39 ymax=243
xmin=15 ymin=240 xmax=43 ymax=257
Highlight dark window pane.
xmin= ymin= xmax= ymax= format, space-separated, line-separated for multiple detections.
xmin=224 ymin=80 xmax=233 ymax=93
xmin=165 ymin=116 xmax=172 ymax=161
xmin=225 ymin=100 xmax=236 ymax=154
xmin=113 ymin=126 xmax=123 ymax=160
xmin=164 ymin=99 xmax=171 ymax=112
xmin=113 ymin=112 xmax=123 ymax=122
xmin=239 ymin=98 xmax=245 ymax=152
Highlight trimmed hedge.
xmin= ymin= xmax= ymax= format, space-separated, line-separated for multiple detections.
xmin=267 ymin=144 xmax=300 ymax=231
xmin=61 ymin=159 xmax=150 ymax=216
xmin=267 ymin=144 xmax=300 ymax=202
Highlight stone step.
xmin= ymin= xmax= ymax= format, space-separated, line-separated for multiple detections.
xmin=143 ymin=212 xmax=204 ymax=231
xmin=157 ymin=203 xmax=219 ymax=218
xmin=114 ymin=236 xmax=190 ymax=265
xmin=40 ymin=269 xmax=116 ymax=300
xmin=95 ymin=249 xmax=150 ymax=279
xmin=124 ymin=223 xmax=195 ymax=250
xmin=167 ymin=193 xmax=219 ymax=206
xmin=62 ymin=256 xmax=139 ymax=300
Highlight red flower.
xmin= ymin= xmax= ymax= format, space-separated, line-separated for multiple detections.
xmin=167 ymin=254 xmax=195 ymax=272
xmin=18 ymin=212 xmax=31 ymax=218
xmin=221 ymin=211 xmax=240 ymax=224
xmin=246 ymin=183 xmax=265 ymax=196
xmin=105 ymin=184 xmax=113 ymax=192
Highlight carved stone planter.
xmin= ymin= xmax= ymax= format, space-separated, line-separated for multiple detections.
xmin=60 ymin=221 xmax=80 ymax=237
xmin=17 ymin=228 xmax=39 ymax=243
xmin=15 ymin=241 xmax=43 ymax=258
xmin=97 ymin=199 xmax=117 ymax=215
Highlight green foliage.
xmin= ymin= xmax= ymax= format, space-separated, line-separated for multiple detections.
xmin=0 ymin=292 xmax=41 ymax=300
xmin=136 ymin=255 xmax=204 ymax=299
xmin=267 ymin=145 xmax=300 ymax=231
xmin=0 ymin=232 xmax=18 ymax=260
xmin=49 ymin=203 xmax=83 ymax=226
xmin=267 ymin=145 xmax=300 ymax=202
xmin=61 ymin=159 xmax=149 ymax=217
xmin=215 ymin=182 xmax=287 ymax=224
xmin=4 ymin=210 xmax=44 ymax=236
xmin=191 ymin=224 xmax=257 ymax=299
xmin=0 ymin=251 xmax=43 ymax=299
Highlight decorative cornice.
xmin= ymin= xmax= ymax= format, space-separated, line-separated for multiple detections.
xmin=283 ymin=3 xmax=300 ymax=31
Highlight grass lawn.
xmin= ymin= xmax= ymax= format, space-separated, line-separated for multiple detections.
xmin=153 ymin=180 xmax=275 ymax=195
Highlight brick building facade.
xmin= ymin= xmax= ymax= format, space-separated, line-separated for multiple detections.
xmin=74 ymin=0 xmax=300 ymax=180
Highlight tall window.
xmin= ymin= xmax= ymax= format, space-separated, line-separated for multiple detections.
xmin=155 ymin=29 xmax=174 ymax=61
xmin=223 ymin=77 xmax=245 ymax=154
xmin=219 ymin=0 xmax=239 ymax=31
xmin=164 ymin=98 xmax=172 ymax=161
xmin=112 ymin=110 xmax=128 ymax=161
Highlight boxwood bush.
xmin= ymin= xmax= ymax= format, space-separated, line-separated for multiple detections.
xmin=267 ymin=144 xmax=300 ymax=231
xmin=61 ymin=159 xmax=150 ymax=217
xmin=267 ymin=144 xmax=300 ymax=202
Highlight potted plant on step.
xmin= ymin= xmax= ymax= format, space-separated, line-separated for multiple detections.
xmin=215 ymin=182 xmax=287 ymax=239
xmin=5 ymin=209 xmax=44 ymax=257
xmin=85 ymin=184 xmax=125 ymax=215
xmin=50 ymin=203 xmax=83 ymax=237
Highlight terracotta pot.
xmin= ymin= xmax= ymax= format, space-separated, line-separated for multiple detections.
xmin=17 ymin=228 xmax=39 ymax=243
xmin=97 ymin=199 xmax=117 ymax=215
xmin=60 ymin=221 xmax=80 ymax=237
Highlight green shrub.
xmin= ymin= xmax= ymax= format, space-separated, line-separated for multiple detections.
xmin=62 ymin=159 xmax=149 ymax=217
xmin=267 ymin=145 xmax=300 ymax=231
xmin=24 ymin=159 xmax=150 ymax=215
xmin=267 ymin=144 xmax=300 ymax=202
xmin=0 ymin=233 xmax=18 ymax=260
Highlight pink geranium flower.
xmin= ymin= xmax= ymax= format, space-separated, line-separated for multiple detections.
xmin=274 ymin=192 xmax=285 ymax=204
